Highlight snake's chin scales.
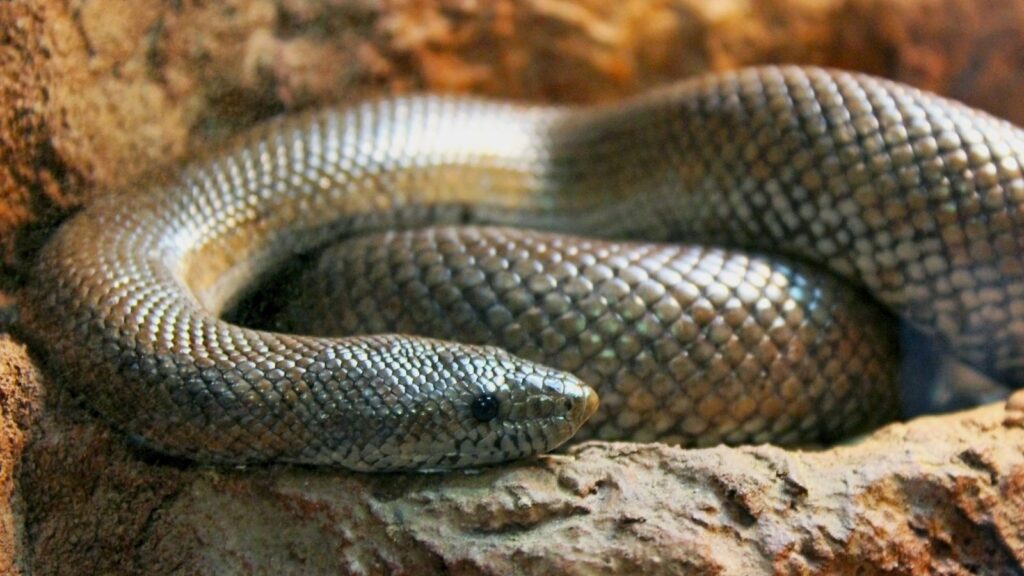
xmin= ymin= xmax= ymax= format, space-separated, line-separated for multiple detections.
xmin=21 ymin=65 xmax=1024 ymax=472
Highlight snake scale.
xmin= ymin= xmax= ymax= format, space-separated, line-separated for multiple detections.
xmin=21 ymin=66 xmax=1024 ymax=472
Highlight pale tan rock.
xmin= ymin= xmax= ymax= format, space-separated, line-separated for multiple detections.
xmin=17 ymin=385 xmax=1024 ymax=574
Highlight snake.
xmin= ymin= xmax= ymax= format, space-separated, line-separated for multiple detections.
xmin=20 ymin=65 xmax=1024 ymax=472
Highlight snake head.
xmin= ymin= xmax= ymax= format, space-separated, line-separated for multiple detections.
xmin=324 ymin=338 xmax=598 ymax=472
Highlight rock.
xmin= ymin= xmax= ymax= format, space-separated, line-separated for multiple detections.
xmin=16 ymin=384 xmax=1024 ymax=574
xmin=6 ymin=0 xmax=1024 ymax=573
xmin=0 ymin=337 xmax=42 ymax=576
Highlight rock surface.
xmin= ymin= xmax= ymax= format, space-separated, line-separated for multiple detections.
xmin=4 ymin=0 xmax=1024 ymax=573
xmin=14 ymin=377 xmax=1024 ymax=574
xmin=0 ymin=338 xmax=41 ymax=576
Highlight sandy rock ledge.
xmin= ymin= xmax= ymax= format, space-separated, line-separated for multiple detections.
xmin=152 ymin=411 xmax=1024 ymax=575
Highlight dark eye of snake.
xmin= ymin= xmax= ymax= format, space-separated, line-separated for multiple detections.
xmin=471 ymin=394 xmax=500 ymax=422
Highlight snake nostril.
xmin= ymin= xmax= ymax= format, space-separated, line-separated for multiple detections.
xmin=563 ymin=399 xmax=573 ymax=413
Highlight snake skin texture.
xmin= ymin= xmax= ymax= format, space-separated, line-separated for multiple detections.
xmin=21 ymin=65 xmax=1024 ymax=471
xmin=279 ymin=227 xmax=900 ymax=446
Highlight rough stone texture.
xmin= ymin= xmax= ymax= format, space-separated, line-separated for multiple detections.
xmin=5 ymin=0 xmax=1024 ymax=574
xmin=16 ymin=387 xmax=1024 ymax=575
xmin=0 ymin=337 xmax=42 ymax=576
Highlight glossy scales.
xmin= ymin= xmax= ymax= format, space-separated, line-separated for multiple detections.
xmin=22 ymin=66 xmax=1024 ymax=471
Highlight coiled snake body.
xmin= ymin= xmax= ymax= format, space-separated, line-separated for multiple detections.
xmin=22 ymin=66 xmax=1024 ymax=471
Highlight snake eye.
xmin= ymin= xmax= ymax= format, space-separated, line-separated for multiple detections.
xmin=470 ymin=393 xmax=500 ymax=422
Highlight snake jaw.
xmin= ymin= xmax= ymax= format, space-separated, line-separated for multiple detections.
xmin=473 ymin=354 xmax=598 ymax=463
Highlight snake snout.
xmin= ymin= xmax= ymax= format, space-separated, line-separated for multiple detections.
xmin=578 ymin=385 xmax=600 ymax=426
xmin=550 ymin=372 xmax=599 ymax=431
xmin=513 ymin=366 xmax=598 ymax=446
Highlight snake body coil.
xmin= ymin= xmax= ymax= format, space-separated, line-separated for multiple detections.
xmin=22 ymin=66 xmax=1024 ymax=471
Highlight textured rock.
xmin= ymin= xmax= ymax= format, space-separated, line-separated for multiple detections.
xmin=6 ymin=0 xmax=1024 ymax=573
xmin=6 ymin=0 xmax=1024 ymax=272
xmin=17 ymin=388 xmax=1024 ymax=574
xmin=0 ymin=337 xmax=43 ymax=576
